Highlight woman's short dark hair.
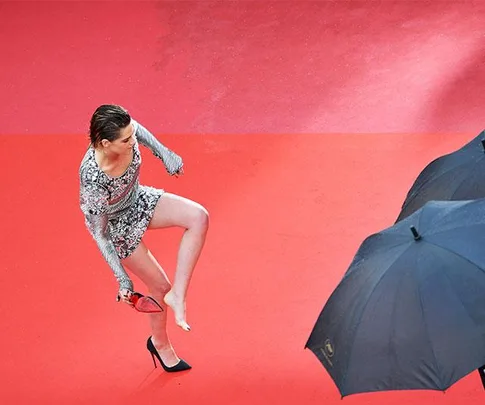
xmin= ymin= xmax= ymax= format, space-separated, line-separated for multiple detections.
xmin=89 ymin=104 xmax=131 ymax=146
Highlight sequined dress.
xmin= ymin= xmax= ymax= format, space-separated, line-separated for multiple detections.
xmin=79 ymin=120 xmax=183 ymax=291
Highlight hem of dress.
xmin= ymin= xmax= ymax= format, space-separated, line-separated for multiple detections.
xmin=117 ymin=190 xmax=165 ymax=260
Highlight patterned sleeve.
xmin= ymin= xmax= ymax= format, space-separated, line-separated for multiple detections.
xmin=132 ymin=119 xmax=183 ymax=175
xmin=80 ymin=182 xmax=134 ymax=291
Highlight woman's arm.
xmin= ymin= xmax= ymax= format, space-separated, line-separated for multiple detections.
xmin=132 ymin=119 xmax=184 ymax=175
xmin=80 ymin=181 xmax=134 ymax=291
xmin=84 ymin=213 xmax=134 ymax=291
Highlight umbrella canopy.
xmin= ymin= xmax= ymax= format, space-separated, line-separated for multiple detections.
xmin=306 ymin=199 xmax=485 ymax=397
xmin=396 ymin=131 xmax=485 ymax=222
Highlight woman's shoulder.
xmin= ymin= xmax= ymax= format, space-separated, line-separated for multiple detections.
xmin=79 ymin=151 xmax=110 ymax=215
xmin=79 ymin=147 xmax=108 ymax=189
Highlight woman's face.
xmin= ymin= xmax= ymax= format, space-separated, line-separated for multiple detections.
xmin=101 ymin=123 xmax=136 ymax=155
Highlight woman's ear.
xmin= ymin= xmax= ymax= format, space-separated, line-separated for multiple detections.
xmin=100 ymin=138 xmax=110 ymax=148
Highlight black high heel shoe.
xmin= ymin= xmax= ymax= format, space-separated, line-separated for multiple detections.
xmin=146 ymin=337 xmax=192 ymax=372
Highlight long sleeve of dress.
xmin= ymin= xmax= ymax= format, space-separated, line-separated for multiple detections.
xmin=132 ymin=119 xmax=183 ymax=175
xmin=80 ymin=182 xmax=134 ymax=291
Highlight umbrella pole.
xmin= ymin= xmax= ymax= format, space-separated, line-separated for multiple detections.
xmin=478 ymin=366 xmax=485 ymax=389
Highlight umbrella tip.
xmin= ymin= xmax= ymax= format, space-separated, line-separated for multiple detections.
xmin=410 ymin=226 xmax=421 ymax=241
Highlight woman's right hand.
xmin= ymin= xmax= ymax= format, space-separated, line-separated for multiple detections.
xmin=117 ymin=288 xmax=135 ymax=307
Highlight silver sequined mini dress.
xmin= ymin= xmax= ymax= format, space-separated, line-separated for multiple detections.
xmin=79 ymin=120 xmax=183 ymax=291
xmin=80 ymin=141 xmax=162 ymax=259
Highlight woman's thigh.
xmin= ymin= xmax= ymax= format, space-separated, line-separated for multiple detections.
xmin=122 ymin=241 xmax=171 ymax=293
xmin=148 ymin=192 xmax=209 ymax=230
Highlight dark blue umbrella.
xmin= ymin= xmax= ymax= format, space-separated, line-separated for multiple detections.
xmin=306 ymin=199 xmax=485 ymax=397
xmin=396 ymin=131 xmax=485 ymax=222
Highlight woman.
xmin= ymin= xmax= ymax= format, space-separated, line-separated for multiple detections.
xmin=79 ymin=104 xmax=209 ymax=372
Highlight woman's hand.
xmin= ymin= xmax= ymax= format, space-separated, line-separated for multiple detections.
xmin=117 ymin=288 xmax=135 ymax=307
xmin=174 ymin=167 xmax=184 ymax=177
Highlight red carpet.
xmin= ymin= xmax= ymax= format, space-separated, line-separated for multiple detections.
xmin=1 ymin=1 xmax=485 ymax=404
xmin=2 ymin=131 xmax=483 ymax=405
xmin=1 ymin=1 xmax=485 ymax=135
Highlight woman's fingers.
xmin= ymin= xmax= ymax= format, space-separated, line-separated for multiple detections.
xmin=117 ymin=288 xmax=134 ymax=306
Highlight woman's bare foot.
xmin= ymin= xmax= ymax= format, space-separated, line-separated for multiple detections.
xmin=164 ymin=290 xmax=190 ymax=331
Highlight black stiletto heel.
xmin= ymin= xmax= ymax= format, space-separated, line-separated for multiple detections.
xmin=150 ymin=352 xmax=157 ymax=368
xmin=147 ymin=336 xmax=192 ymax=372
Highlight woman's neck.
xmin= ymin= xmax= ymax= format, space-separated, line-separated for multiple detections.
xmin=94 ymin=148 xmax=121 ymax=168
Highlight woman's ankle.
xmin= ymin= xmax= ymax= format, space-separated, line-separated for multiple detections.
xmin=165 ymin=288 xmax=186 ymax=302
xmin=151 ymin=336 xmax=172 ymax=350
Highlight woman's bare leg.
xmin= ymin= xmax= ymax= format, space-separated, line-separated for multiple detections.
xmin=148 ymin=193 xmax=209 ymax=331
xmin=122 ymin=241 xmax=180 ymax=366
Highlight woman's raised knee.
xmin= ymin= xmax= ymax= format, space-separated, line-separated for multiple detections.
xmin=189 ymin=204 xmax=209 ymax=232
